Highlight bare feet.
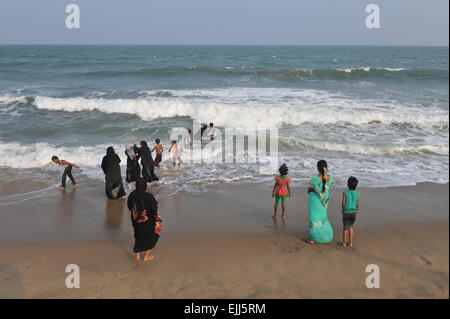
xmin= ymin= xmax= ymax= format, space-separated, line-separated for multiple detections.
xmin=272 ymin=215 xmax=277 ymax=221
xmin=282 ymin=215 xmax=287 ymax=221
xmin=342 ymin=242 xmax=347 ymax=248
xmin=143 ymin=255 xmax=154 ymax=262
xmin=135 ymin=253 xmax=141 ymax=262
xmin=304 ymin=238 xmax=315 ymax=245
xmin=72 ymin=184 xmax=78 ymax=188
xmin=58 ymin=186 xmax=65 ymax=190
xmin=348 ymin=243 xmax=353 ymax=248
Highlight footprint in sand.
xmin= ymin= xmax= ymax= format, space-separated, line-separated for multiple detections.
xmin=417 ymin=255 xmax=432 ymax=266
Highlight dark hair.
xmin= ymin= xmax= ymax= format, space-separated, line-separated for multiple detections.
xmin=155 ymin=139 xmax=160 ymax=144
xmin=317 ymin=160 xmax=328 ymax=193
xmin=279 ymin=164 xmax=288 ymax=176
xmin=106 ymin=146 xmax=115 ymax=156
xmin=51 ymin=156 xmax=58 ymax=161
xmin=348 ymin=176 xmax=358 ymax=190
xmin=172 ymin=140 xmax=176 ymax=144
xmin=209 ymin=123 xmax=214 ymax=127
xmin=188 ymin=129 xmax=192 ymax=133
xmin=140 ymin=140 xmax=148 ymax=147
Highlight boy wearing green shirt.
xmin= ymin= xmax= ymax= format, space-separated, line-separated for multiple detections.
xmin=342 ymin=176 xmax=360 ymax=248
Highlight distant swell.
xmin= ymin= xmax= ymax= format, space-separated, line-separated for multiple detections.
xmin=75 ymin=67 xmax=449 ymax=82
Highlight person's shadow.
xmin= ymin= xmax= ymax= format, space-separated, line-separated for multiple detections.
xmin=56 ymin=189 xmax=75 ymax=228
xmin=104 ymin=198 xmax=134 ymax=259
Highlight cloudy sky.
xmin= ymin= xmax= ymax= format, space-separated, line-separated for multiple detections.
xmin=0 ymin=0 xmax=448 ymax=45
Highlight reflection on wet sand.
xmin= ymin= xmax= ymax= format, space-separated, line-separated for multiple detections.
xmin=104 ymin=198 xmax=133 ymax=259
xmin=104 ymin=198 xmax=125 ymax=231
xmin=55 ymin=189 xmax=75 ymax=228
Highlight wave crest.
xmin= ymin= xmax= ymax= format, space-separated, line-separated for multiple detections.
xmin=280 ymin=137 xmax=449 ymax=156
xmin=31 ymin=93 xmax=449 ymax=129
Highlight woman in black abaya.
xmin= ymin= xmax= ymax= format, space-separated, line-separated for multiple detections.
xmin=136 ymin=141 xmax=159 ymax=182
xmin=125 ymin=144 xmax=141 ymax=182
xmin=101 ymin=146 xmax=126 ymax=199
xmin=127 ymin=177 xmax=162 ymax=262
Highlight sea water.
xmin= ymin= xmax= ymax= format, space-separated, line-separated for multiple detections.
xmin=0 ymin=45 xmax=448 ymax=195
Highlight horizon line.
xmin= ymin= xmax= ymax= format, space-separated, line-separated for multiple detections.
xmin=0 ymin=43 xmax=448 ymax=47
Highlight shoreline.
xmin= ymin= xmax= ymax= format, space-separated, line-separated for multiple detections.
xmin=0 ymin=181 xmax=448 ymax=298
xmin=0 ymin=181 xmax=447 ymax=243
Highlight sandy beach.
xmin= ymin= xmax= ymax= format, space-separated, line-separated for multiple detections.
xmin=0 ymin=180 xmax=448 ymax=299
xmin=0 ymin=0 xmax=448 ymax=306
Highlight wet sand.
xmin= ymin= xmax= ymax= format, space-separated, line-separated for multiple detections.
xmin=0 ymin=181 xmax=448 ymax=298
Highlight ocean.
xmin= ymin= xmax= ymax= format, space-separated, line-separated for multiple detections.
xmin=0 ymin=45 xmax=448 ymax=196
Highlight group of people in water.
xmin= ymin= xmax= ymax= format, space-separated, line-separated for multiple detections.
xmin=51 ymin=127 xmax=360 ymax=261
xmin=272 ymin=160 xmax=360 ymax=248
xmin=53 ymin=138 xmax=177 ymax=261
xmin=50 ymin=126 xmax=202 ymax=261
xmin=100 ymin=141 xmax=158 ymax=200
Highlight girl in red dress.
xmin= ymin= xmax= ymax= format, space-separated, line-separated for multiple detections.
xmin=272 ymin=164 xmax=291 ymax=221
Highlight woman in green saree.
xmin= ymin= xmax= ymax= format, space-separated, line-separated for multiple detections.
xmin=305 ymin=160 xmax=333 ymax=244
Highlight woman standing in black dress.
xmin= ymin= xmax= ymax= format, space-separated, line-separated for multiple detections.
xmin=125 ymin=144 xmax=141 ymax=183
xmin=127 ymin=177 xmax=162 ymax=262
xmin=136 ymin=141 xmax=159 ymax=182
xmin=101 ymin=146 xmax=126 ymax=199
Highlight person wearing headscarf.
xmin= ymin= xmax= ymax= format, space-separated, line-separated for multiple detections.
xmin=136 ymin=140 xmax=159 ymax=182
xmin=305 ymin=160 xmax=333 ymax=244
xmin=127 ymin=177 xmax=162 ymax=262
xmin=125 ymin=144 xmax=141 ymax=183
xmin=101 ymin=146 xmax=126 ymax=199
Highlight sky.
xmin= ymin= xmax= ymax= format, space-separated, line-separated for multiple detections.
xmin=0 ymin=0 xmax=448 ymax=45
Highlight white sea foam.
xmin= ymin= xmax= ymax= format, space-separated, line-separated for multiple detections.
xmin=0 ymin=184 xmax=59 ymax=207
xmin=0 ymin=141 xmax=234 ymax=180
xmin=2 ymin=87 xmax=448 ymax=190
xmin=283 ymin=137 xmax=449 ymax=156
xmin=383 ymin=68 xmax=406 ymax=71
xmin=31 ymin=88 xmax=449 ymax=129
xmin=0 ymin=137 xmax=448 ymax=187
xmin=337 ymin=67 xmax=371 ymax=73
xmin=335 ymin=67 xmax=406 ymax=73
xmin=0 ymin=95 xmax=27 ymax=106
xmin=0 ymin=142 xmax=108 ymax=169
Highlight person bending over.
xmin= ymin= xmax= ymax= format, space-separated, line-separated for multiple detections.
xmin=51 ymin=156 xmax=80 ymax=190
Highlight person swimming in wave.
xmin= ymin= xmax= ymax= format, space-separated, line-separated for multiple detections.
xmin=51 ymin=156 xmax=80 ymax=190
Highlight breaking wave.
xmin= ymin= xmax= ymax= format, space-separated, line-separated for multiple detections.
xmin=24 ymin=93 xmax=448 ymax=129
